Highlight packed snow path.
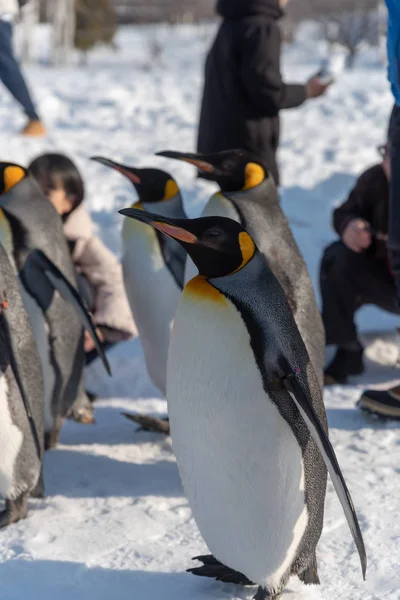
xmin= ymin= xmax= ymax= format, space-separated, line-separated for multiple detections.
xmin=0 ymin=24 xmax=399 ymax=600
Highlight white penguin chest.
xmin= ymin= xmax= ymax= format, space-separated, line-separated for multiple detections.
xmin=0 ymin=374 xmax=23 ymax=498
xmin=122 ymin=220 xmax=181 ymax=394
xmin=167 ymin=281 xmax=308 ymax=590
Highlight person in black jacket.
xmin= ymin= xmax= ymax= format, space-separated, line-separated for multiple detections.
xmin=321 ymin=143 xmax=400 ymax=385
xmin=197 ymin=0 xmax=331 ymax=186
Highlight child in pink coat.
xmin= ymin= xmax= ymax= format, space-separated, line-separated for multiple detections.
xmin=28 ymin=153 xmax=137 ymax=366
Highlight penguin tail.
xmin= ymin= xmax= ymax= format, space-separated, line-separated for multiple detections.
xmin=121 ymin=412 xmax=170 ymax=435
xmin=187 ymin=556 xmax=253 ymax=586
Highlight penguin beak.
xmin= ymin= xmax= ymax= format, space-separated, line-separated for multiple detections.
xmin=119 ymin=207 xmax=197 ymax=244
xmin=91 ymin=156 xmax=142 ymax=185
xmin=156 ymin=151 xmax=215 ymax=174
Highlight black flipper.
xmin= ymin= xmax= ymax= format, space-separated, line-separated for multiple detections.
xmin=282 ymin=372 xmax=367 ymax=580
xmin=191 ymin=555 xmax=221 ymax=566
xmin=26 ymin=250 xmax=111 ymax=376
xmin=188 ymin=556 xmax=253 ymax=585
xmin=122 ymin=412 xmax=170 ymax=434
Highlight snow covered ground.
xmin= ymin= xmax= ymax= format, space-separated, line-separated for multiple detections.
xmin=1 ymin=23 xmax=400 ymax=600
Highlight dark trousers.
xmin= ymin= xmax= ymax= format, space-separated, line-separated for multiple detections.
xmin=0 ymin=20 xmax=38 ymax=120
xmin=389 ymin=104 xmax=400 ymax=301
xmin=320 ymin=241 xmax=400 ymax=346
xmin=75 ymin=273 xmax=117 ymax=366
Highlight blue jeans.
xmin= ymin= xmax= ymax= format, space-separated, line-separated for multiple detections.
xmin=0 ymin=19 xmax=39 ymax=120
xmin=389 ymin=104 xmax=400 ymax=301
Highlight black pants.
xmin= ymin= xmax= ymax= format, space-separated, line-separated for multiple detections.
xmin=320 ymin=241 xmax=400 ymax=346
xmin=76 ymin=273 xmax=117 ymax=366
xmin=389 ymin=104 xmax=400 ymax=302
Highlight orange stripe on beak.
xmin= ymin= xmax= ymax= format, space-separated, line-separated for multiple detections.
xmin=183 ymin=159 xmax=215 ymax=173
xmin=112 ymin=165 xmax=141 ymax=184
xmin=151 ymin=221 xmax=197 ymax=244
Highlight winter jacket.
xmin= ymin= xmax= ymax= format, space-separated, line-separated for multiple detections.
xmin=333 ymin=164 xmax=389 ymax=261
xmin=63 ymin=205 xmax=137 ymax=342
xmin=197 ymin=0 xmax=307 ymax=185
xmin=386 ymin=0 xmax=400 ymax=105
xmin=0 ymin=0 xmax=18 ymax=18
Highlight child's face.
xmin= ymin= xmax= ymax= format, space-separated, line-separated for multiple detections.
xmin=48 ymin=187 xmax=75 ymax=215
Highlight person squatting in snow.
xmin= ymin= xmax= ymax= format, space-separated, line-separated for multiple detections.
xmin=28 ymin=153 xmax=137 ymax=366
xmin=355 ymin=0 xmax=400 ymax=419
xmin=320 ymin=142 xmax=400 ymax=387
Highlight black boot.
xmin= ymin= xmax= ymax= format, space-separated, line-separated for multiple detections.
xmin=324 ymin=346 xmax=364 ymax=385
xmin=357 ymin=386 xmax=400 ymax=419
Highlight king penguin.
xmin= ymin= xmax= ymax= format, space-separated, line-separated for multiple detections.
xmin=119 ymin=207 xmax=367 ymax=600
xmin=157 ymin=149 xmax=325 ymax=391
xmin=91 ymin=156 xmax=187 ymax=433
xmin=0 ymin=163 xmax=110 ymax=449
xmin=0 ymin=237 xmax=44 ymax=527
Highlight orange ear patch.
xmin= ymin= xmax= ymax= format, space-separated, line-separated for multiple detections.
xmin=232 ymin=231 xmax=256 ymax=274
xmin=239 ymin=231 xmax=255 ymax=263
xmin=243 ymin=162 xmax=264 ymax=190
xmin=163 ymin=179 xmax=179 ymax=201
xmin=4 ymin=166 xmax=26 ymax=193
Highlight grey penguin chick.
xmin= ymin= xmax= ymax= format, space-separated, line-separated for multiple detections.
xmin=0 ymin=237 xmax=44 ymax=527
xmin=0 ymin=162 xmax=110 ymax=450
xmin=158 ymin=149 xmax=325 ymax=391
xmin=119 ymin=207 xmax=366 ymax=600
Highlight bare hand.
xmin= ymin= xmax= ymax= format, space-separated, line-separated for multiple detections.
xmin=342 ymin=219 xmax=372 ymax=253
xmin=306 ymin=76 xmax=332 ymax=99
xmin=84 ymin=328 xmax=103 ymax=353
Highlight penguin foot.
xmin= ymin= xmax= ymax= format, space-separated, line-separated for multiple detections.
xmin=68 ymin=405 xmax=96 ymax=425
xmin=253 ymin=587 xmax=282 ymax=600
xmin=0 ymin=496 xmax=28 ymax=528
xmin=45 ymin=418 xmax=64 ymax=451
xmin=30 ymin=469 xmax=45 ymax=499
xmin=298 ymin=554 xmax=320 ymax=585
xmin=122 ymin=413 xmax=170 ymax=435
xmin=188 ymin=555 xmax=253 ymax=585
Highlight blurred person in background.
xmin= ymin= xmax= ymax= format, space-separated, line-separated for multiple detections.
xmin=0 ymin=0 xmax=45 ymax=135
xmin=28 ymin=153 xmax=137 ymax=370
xmin=197 ymin=0 xmax=331 ymax=186
xmin=357 ymin=1 xmax=400 ymax=418
xmin=320 ymin=143 xmax=399 ymax=386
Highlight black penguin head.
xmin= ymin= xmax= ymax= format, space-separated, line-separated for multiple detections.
xmin=118 ymin=207 xmax=256 ymax=279
xmin=157 ymin=149 xmax=269 ymax=192
xmin=91 ymin=156 xmax=179 ymax=204
xmin=0 ymin=162 xmax=28 ymax=195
